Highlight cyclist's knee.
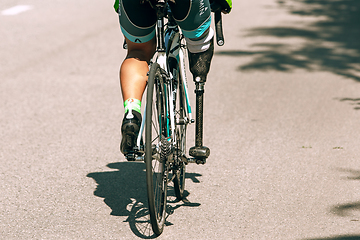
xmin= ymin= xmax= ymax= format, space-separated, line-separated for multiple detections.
xmin=186 ymin=27 xmax=214 ymax=54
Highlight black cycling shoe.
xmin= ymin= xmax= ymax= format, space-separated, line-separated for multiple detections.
xmin=120 ymin=110 xmax=142 ymax=156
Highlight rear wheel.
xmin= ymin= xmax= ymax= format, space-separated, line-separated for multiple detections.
xmin=145 ymin=63 xmax=168 ymax=235
xmin=173 ymin=69 xmax=188 ymax=200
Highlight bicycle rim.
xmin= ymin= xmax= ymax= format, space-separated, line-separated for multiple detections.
xmin=173 ymin=68 xmax=187 ymax=200
xmin=145 ymin=62 xmax=168 ymax=235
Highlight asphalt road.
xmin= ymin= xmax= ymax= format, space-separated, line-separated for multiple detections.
xmin=1 ymin=0 xmax=360 ymax=239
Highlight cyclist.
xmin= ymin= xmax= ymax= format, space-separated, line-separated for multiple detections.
xmin=114 ymin=0 xmax=232 ymax=157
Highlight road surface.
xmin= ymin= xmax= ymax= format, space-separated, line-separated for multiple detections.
xmin=1 ymin=0 xmax=360 ymax=239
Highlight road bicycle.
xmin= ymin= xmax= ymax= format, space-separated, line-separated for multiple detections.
xmin=123 ymin=0 xmax=227 ymax=235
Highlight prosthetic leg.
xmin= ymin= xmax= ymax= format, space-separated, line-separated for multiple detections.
xmin=188 ymin=39 xmax=214 ymax=164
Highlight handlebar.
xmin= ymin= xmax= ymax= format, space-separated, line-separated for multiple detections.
xmin=211 ymin=3 xmax=225 ymax=46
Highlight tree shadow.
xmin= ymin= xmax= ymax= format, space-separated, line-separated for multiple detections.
xmin=87 ymin=162 xmax=202 ymax=238
xmin=304 ymin=235 xmax=360 ymax=240
xmin=301 ymin=168 xmax=360 ymax=240
xmin=338 ymin=98 xmax=360 ymax=110
xmin=330 ymin=168 xmax=360 ymax=218
xmin=217 ymin=0 xmax=360 ymax=81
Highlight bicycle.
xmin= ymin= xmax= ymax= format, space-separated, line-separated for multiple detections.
xmin=123 ymin=0 xmax=227 ymax=235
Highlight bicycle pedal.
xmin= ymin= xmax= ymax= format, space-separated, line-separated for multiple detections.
xmin=125 ymin=153 xmax=135 ymax=161
xmin=189 ymin=146 xmax=210 ymax=159
xmin=125 ymin=153 xmax=144 ymax=162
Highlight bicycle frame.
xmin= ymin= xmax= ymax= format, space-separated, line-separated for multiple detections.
xmin=123 ymin=0 xmax=226 ymax=163
xmin=135 ymin=0 xmax=227 ymax=235
xmin=135 ymin=2 xmax=193 ymax=153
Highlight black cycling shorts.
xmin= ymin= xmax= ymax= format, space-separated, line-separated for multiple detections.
xmin=118 ymin=0 xmax=212 ymax=43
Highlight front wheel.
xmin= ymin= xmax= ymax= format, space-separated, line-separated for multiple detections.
xmin=145 ymin=63 xmax=168 ymax=235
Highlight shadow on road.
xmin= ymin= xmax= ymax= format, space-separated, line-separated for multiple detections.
xmin=338 ymin=98 xmax=360 ymax=110
xmin=217 ymin=0 xmax=360 ymax=81
xmin=302 ymin=168 xmax=360 ymax=240
xmin=330 ymin=168 xmax=360 ymax=218
xmin=302 ymin=169 xmax=360 ymax=240
xmin=87 ymin=162 xmax=202 ymax=238
xmin=303 ymin=235 xmax=360 ymax=240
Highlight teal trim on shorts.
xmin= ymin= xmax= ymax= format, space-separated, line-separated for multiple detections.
xmin=120 ymin=26 xmax=155 ymax=43
xmin=181 ymin=16 xmax=211 ymax=40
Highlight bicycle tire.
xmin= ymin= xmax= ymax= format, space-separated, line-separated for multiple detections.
xmin=173 ymin=67 xmax=187 ymax=200
xmin=145 ymin=62 xmax=168 ymax=235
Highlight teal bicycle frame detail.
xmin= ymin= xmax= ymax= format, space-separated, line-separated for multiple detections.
xmin=164 ymin=84 xmax=170 ymax=137
xmin=135 ymin=18 xmax=193 ymax=149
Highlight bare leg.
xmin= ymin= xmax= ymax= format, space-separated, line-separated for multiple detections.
xmin=119 ymin=36 xmax=156 ymax=156
xmin=120 ymin=37 xmax=156 ymax=101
